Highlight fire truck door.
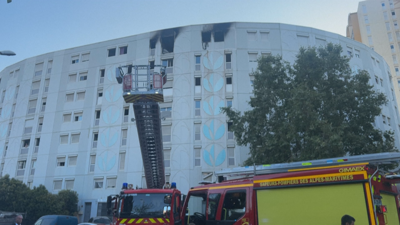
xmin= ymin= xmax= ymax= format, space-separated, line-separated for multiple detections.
xmin=174 ymin=194 xmax=181 ymax=225
xmin=380 ymin=193 xmax=400 ymax=225
xmin=206 ymin=190 xmax=223 ymax=225
xmin=218 ymin=189 xmax=247 ymax=225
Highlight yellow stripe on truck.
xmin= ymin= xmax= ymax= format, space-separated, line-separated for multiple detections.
xmin=157 ymin=219 xmax=164 ymax=223
xmin=128 ymin=219 xmax=135 ymax=224
xmin=120 ymin=219 xmax=127 ymax=224
xmin=136 ymin=219 xmax=143 ymax=224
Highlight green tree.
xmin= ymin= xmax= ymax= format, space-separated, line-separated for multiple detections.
xmin=222 ymin=43 xmax=397 ymax=165
xmin=57 ymin=190 xmax=78 ymax=216
xmin=0 ymin=174 xmax=30 ymax=212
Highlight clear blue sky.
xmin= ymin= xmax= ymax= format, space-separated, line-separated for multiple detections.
xmin=0 ymin=0 xmax=361 ymax=72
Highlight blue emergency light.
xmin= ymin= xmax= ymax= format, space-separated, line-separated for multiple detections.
xmin=122 ymin=183 xmax=128 ymax=189
xmin=171 ymin=182 xmax=177 ymax=189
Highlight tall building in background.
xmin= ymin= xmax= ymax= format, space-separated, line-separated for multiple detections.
xmin=347 ymin=0 xmax=400 ymax=108
xmin=0 ymin=22 xmax=399 ymax=221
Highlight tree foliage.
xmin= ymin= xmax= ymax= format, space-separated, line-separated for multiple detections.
xmin=0 ymin=175 xmax=79 ymax=225
xmin=222 ymin=43 xmax=397 ymax=165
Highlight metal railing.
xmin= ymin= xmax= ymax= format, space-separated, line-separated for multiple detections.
xmin=16 ymin=169 xmax=24 ymax=176
xmin=34 ymin=146 xmax=39 ymax=153
xmin=31 ymin=89 xmax=39 ymax=95
xmin=20 ymin=148 xmax=29 ymax=155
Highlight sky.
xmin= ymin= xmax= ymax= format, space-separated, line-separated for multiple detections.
xmin=0 ymin=0 xmax=361 ymax=72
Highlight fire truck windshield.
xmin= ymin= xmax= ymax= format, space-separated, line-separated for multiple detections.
xmin=119 ymin=193 xmax=171 ymax=218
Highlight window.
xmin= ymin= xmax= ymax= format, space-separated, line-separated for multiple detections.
xmin=71 ymin=55 xmax=79 ymax=64
xmin=195 ymin=55 xmax=201 ymax=71
xmin=93 ymin=133 xmax=98 ymax=148
xmin=162 ymin=58 xmax=174 ymax=67
xmin=94 ymin=178 xmax=103 ymax=188
xmin=194 ymin=149 xmax=200 ymax=166
xmin=260 ymin=32 xmax=269 ymax=41
xmin=393 ymin=11 xmax=397 ymax=19
xmin=34 ymin=63 xmax=43 ymax=76
xmin=57 ymin=157 xmax=66 ymax=167
xmin=394 ymin=55 xmax=398 ymax=64
xmin=247 ymin=31 xmax=257 ymax=41
xmin=214 ymin=31 xmax=224 ymax=42
xmin=70 ymin=73 xmax=78 ymax=82
xmin=150 ymin=39 xmax=156 ymax=56
xmin=195 ymin=124 xmax=201 ymax=141
xmin=119 ymin=152 xmax=125 ymax=170
xmin=390 ymin=0 xmax=394 ymax=8
xmin=380 ymin=78 xmax=384 ymax=86
xmin=21 ymin=139 xmax=30 ymax=154
xmin=355 ymin=50 xmax=360 ymax=58
xmin=195 ymin=100 xmax=201 ymax=116
xmin=97 ymin=91 xmax=103 ymax=105
xmin=15 ymin=86 xmax=19 ymax=99
xmin=17 ymin=160 xmax=26 ymax=170
xmin=41 ymin=98 xmax=46 ymax=112
xmin=227 ymin=100 xmax=232 ymax=107
xmin=368 ymin=36 xmax=373 ymax=46
xmin=121 ymin=129 xmax=127 ymax=146
xmin=388 ymin=117 xmax=391 ymax=126
xmin=34 ymin=138 xmax=40 ymax=153
xmin=395 ymin=21 xmax=399 ymax=29
xmin=89 ymin=155 xmax=96 ymax=172
xmin=65 ymin=180 xmax=74 ymax=190
xmin=47 ymin=60 xmax=53 ymax=74
xmin=195 ymin=77 xmax=201 ymax=86
xmin=1 ymin=90 xmax=5 ymax=103
xmin=162 ymin=126 xmax=171 ymax=142
xmin=106 ymin=178 xmax=116 ymax=188
xmin=66 ymin=93 xmax=74 ymax=102
xmin=99 ymin=69 xmax=105 ymax=84
xmin=226 ymin=77 xmax=232 ymax=85
xmin=95 ymin=110 xmax=101 ymax=126
xmin=383 ymin=115 xmax=387 ymax=124
xmin=124 ymin=107 xmax=129 ymax=122
xmin=77 ymin=91 xmax=85 ymax=100
xmin=164 ymin=150 xmax=170 ymax=167
xmin=386 ymin=22 xmax=391 ymax=31
xmin=63 ymin=113 xmax=71 ymax=122
xmin=37 ymin=117 xmax=43 ymax=132
xmin=228 ymin=148 xmax=235 ymax=166
xmin=60 ymin=134 xmax=69 ymax=144
xmin=79 ymin=72 xmax=88 ymax=81
xmin=71 ymin=133 xmax=80 ymax=143
xmin=74 ymin=112 xmax=82 ymax=121
xmin=207 ymin=193 xmax=221 ymax=221
xmin=396 ymin=67 xmax=399 ymax=76
xmin=227 ymin=122 xmax=234 ymax=140
xmin=31 ymin=81 xmax=40 ymax=95
xmin=24 ymin=119 xmax=34 ymax=134
xmin=364 ymin=15 xmax=369 ymax=24
xmin=119 ymin=46 xmax=128 ymax=55
xmin=221 ymin=190 xmax=246 ymax=221
xmin=30 ymin=159 xmax=36 ymax=175
xmin=362 ymin=5 xmax=367 ymax=13
xmin=44 ymin=79 xmax=50 ymax=92
xmin=54 ymin=180 xmax=62 ymax=190
xmin=366 ymin=26 xmax=371 ymax=35
xmin=248 ymin=53 xmax=257 ymax=62
xmin=375 ymin=76 xmax=379 ymax=84
xmin=108 ymin=48 xmax=116 ymax=57
xmin=28 ymin=99 xmax=37 ymax=114
xmin=7 ymin=122 xmax=12 ymax=137
xmin=226 ymin=53 xmax=232 ymax=69
xmin=81 ymin=53 xmax=90 ymax=62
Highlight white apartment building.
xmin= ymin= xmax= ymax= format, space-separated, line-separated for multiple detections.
xmin=0 ymin=22 xmax=399 ymax=221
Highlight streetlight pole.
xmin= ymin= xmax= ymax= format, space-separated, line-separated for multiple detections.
xmin=0 ymin=50 xmax=16 ymax=56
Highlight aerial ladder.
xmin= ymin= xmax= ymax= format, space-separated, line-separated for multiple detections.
xmin=115 ymin=65 xmax=167 ymax=189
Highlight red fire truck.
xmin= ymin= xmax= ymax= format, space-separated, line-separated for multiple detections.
xmin=181 ymin=153 xmax=400 ymax=225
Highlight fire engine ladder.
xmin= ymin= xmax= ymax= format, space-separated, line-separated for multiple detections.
xmin=116 ymin=65 xmax=166 ymax=189
xmin=215 ymin=152 xmax=400 ymax=178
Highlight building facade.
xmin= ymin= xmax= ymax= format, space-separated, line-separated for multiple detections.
xmin=347 ymin=0 xmax=400 ymax=110
xmin=0 ymin=22 xmax=399 ymax=221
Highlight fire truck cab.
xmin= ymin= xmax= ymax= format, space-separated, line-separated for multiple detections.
xmin=181 ymin=153 xmax=400 ymax=225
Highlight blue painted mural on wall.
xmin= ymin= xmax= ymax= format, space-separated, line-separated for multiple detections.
xmin=105 ymin=86 xmax=122 ymax=102
xmin=102 ymin=107 xmax=120 ymax=125
xmin=201 ymin=52 xmax=227 ymax=166
xmin=97 ymin=150 xmax=117 ymax=172
xmin=100 ymin=128 xmax=118 ymax=148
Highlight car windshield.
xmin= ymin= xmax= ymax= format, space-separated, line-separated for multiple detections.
xmin=119 ymin=193 xmax=171 ymax=218
xmin=93 ymin=218 xmax=111 ymax=224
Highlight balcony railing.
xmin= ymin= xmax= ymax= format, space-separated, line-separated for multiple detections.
xmin=163 ymin=135 xmax=171 ymax=142
xmin=30 ymin=168 xmax=35 ymax=175
xmin=121 ymin=138 xmax=127 ymax=146
xmin=92 ymin=141 xmax=97 ymax=148
xmin=94 ymin=119 xmax=99 ymax=126
xmin=226 ymin=62 xmax=231 ymax=70
xmin=20 ymin=148 xmax=29 ymax=155
xmin=27 ymin=108 xmax=36 ymax=114
xmin=38 ymin=125 xmax=42 ymax=132
xmin=150 ymin=48 xmax=155 ymax=56
xmin=124 ymin=115 xmax=129 ymax=122
xmin=228 ymin=131 xmax=234 ymax=140
xmin=16 ymin=169 xmax=25 ymax=176
xmin=31 ymin=89 xmax=39 ymax=95
xmin=99 ymin=77 xmax=104 ymax=84
xmin=34 ymin=71 xmax=42 ymax=76
xmin=34 ymin=146 xmax=39 ymax=153
xmin=166 ymin=67 xmax=173 ymax=74
xmin=161 ymin=111 xmax=171 ymax=119
xmin=195 ymin=64 xmax=201 ymax=71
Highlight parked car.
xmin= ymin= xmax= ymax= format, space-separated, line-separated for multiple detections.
xmin=34 ymin=215 xmax=78 ymax=225
xmin=78 ymin=217 xmax=111 ymax=225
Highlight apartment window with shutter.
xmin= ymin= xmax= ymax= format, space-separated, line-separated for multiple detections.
xmin=31 ymin=81 xmax=40 ymax=95
xmin=74 ymin=112 xmax=82 ymax=121
xmin=226 ymin=53 xmax=232 ymax=69
xmin=364 ymin=15 xmax=369 ymax=24
xmin=54 ymin=180 xmax=62 ymax=190
xmin=94 ymin=178 xmax=103 ymax=189
xmin=81 ymin=53 xmax=90 ymax=62
xmin=79 ymin=72 xmax=88 ymax=81
xmin=100 ymin=69 xmax=105 ymax=84
xmin=89 ymin=155 xmax=96 ymax=172
xmin=195 ymin=100 xmax=201 ymax=116
xmin=24 ymin=119 xmax=34 ymax=134
xmin=106 ymin=178 xmax=117 ymax=188
xmin=66 ymin=93 xmax=74 ymax=102
xmin=41 ymin=98 xmax=46 ymax=112
xmin=366 ymin=26 xmax=371 ymax=35
xmin=15 ymin=86 xmax=19 ymax=99
xmin=71 ymin=133 xmax=80 ymax=143
xmin=21 ymin=139 xmax=30 ymax=155
xmin=38 ymin=117 xmax=43 ymax=132
xmin=247 ymin=31 xmax=257 ymax=41
xmin=30 ymin=159 xmax=36 ymax=175
xmin=34 ymin=138 xmax=40 ymax=153
xmin=124 ymin=107 xmax=129 ymax=122
xmin=228 ymin=148 xmax=235 ymax=166
xmin=95 ymin=110 xmax=101 ymax=126
xmin=227 ymin=100 xmax=232 ymax=107
xmin=162 ymin=126 xmax=171 ymax=142
xmin=227 ymin=122 xmax=234 ymax=140
xmin=34 ymin=63 xmax=43 ymax=76
xmin=383 ymin=115 xmax=387 ymax=124
xmin=44 ymin=79 xmax=50 ymax=92
xmin=121 ymin=129 xmax=127 ymax=146
xmin=119 ymin=46 xmax=128 ymax=55
xmin=195 ymin=55 xmax=201 ymax=71
xmin=384 ymin=11 xmax=389 ymax=21
xmin=60 ymin=134 xmax=69 ymax=144
xmin=65 ymin=180 xmax=74 ymax=190
xmin=119 ymin=153 xmax=126 ymax=170
xmin=69 ymin=74 xmax=77 ymax=82
xmin=57 ymin=157 xmax=66 ymax=167
xmin=195 ymin=77 xmax=201 ymax=86
xmin=71 ymin=55 xmax=79 ymax=64
xmin=63 ymin=113 xmax=71 ymax=122
xmin=97 ymin=91 xmax=103 ymax=105
xmin=28 ymin=99 xmax=37 ymax=114
xmin=68 ymin=156 xmax=77 ymax=166
xmin=93 ymin=133 xmax=98 ymax=148
xmin=164 ymin=150 xmax=170 ymax=167
xmin=195 ymin=124 xmax=200 ymax=141
xmin=194 ymin=149 xmax=200 ymax=166
xmin=77 ymin=92 xmax=85 ymax=101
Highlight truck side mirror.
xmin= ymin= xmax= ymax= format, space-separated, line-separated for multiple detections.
xmin=164 ymin=195 xmax=172 ymax=204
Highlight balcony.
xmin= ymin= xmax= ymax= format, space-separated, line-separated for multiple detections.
xmin=124 ymin=115 xmax=129 ymax=123
xmin=20 ymin=148 xmax=29 ymax=155
xmin=34 ymin=146 xmax=39 ymax=153
xmin=228 ymin=131 xmax=234 ymax=140
xmin=226 ymin=62 xmax=232 ymax=70
xmin=27 ymin=108 xmax=36 ymax=114
xmin=99 ymin=77 xmax=104 ymax=84
xmin=24 ymin=127 xmax=32 ymax=134
xmin=121 ymin=138 xmax=127 ymax=146
xmin=34 ymin=71 xmax=42 ymax=77
xmin=31 ymin=89 xmax=39 ymax=95
xmin=92 ymin=141 xmax=97 ymax=148
xmin=166 ymin=67 xmax=173 ymax=74
xmin=94 ymin=118 xmax=99 ymax=126
xmin=16 ymin=169 xmax=25 ymax=176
